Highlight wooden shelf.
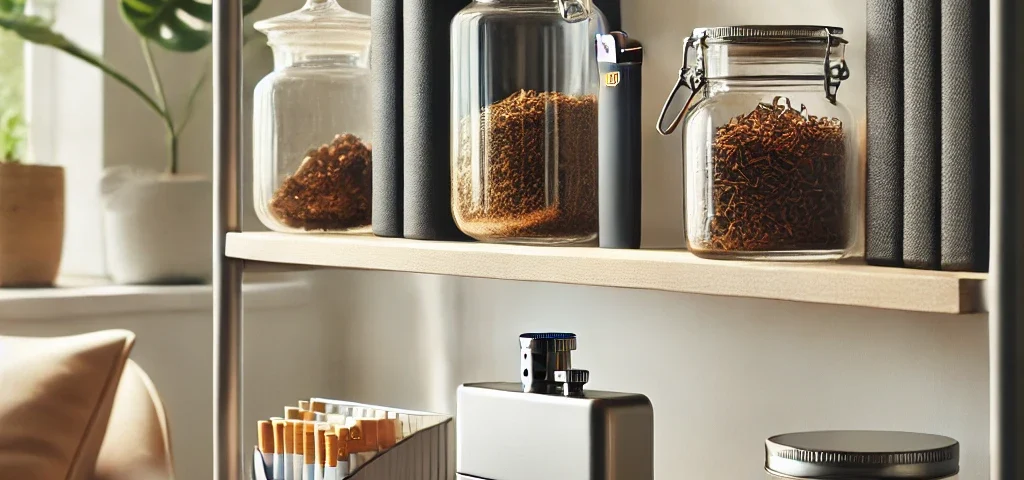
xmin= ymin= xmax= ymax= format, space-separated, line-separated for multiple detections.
xmin=226 ymin=232 xmax=987 ymax=314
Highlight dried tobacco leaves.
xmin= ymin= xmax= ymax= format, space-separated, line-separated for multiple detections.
xmin=270 ymin=133 xmax=372 ymax=231
xmin=704 ymin=98 xmax=848 ymax=252
xmin=454 ymin=90 xmax=598 ymax=242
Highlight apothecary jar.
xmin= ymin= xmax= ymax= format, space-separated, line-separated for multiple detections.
xmin=658 ymin=26 xmax=859 ymax=261
xmin=450 ymin=0 xmax=608 ymax=245
xmin=253 ymin=0 xmax=372 ymax=233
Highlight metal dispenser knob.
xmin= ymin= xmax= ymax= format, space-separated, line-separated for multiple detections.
xmin=520 ymin=333 xmax=579 ymax=394
xmin=554 ymin=369 xmax=590 ymax=396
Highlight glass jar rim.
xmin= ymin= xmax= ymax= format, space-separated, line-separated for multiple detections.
xmin=696 ymin=25 xmax=844 ymax=45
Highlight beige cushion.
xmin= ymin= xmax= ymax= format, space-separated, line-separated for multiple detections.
xmin=92 ymin=360 xmax=175 ymax=480
xmin=0 ymin=329 xmax=135 ymax=480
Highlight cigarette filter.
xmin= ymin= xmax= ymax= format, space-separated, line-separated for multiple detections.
xmin=314 ymin=426 xmax=327 ymax=480
xmin=283 ymin=421 xmax=295 ymax=480
xmin=378 ymin=419 xmax=397 ymax=450
xmin=258 ymin=420 xmax=274 ymax=480
xmin=323 ymin=433 xmax=339 ymax=480
xmin=335 ymin=427 xmax=350 ymax=476
xmin=273 ymin=421 xmax=286 ymax=480
xmin=303 ymin=430 xmax=315 ymax=480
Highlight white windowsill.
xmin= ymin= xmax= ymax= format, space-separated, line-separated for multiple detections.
xmin=0 ymin=274 xmax=311 ymax=321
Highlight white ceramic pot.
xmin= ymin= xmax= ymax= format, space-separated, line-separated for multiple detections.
xmin=100 ymin=168 xmax=212 ymax=284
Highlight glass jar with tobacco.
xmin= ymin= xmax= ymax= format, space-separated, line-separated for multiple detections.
xmin=450 ymin=0 xmax=608 ymax=245
xmin=252 ymin=0 xmax=372 ymax=233
xmin=657 ymin=26 xmax=859 ymax=260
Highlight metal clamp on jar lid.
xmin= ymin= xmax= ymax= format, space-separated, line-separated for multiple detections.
xmin=657 ymin=25 xmax=850 ymax=135
xmin=520 ymin=333 xmax=590 ymax=396
xmin=765 ymin=431 xmax=960 ymax=479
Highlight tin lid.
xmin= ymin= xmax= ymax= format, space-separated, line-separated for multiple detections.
xmin=699 ymin=25 xmax=844 ymax=44
xmin=765 ymin=431 xmax=959 ymax=479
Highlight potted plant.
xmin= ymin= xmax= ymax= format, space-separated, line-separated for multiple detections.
xmin=0 ymin=0 xmax=260 ymax=284
xmin=0 ymin=109 xmax=63 ymax=287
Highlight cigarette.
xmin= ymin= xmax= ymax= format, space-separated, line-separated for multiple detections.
xmin=314 ymin=425 xmax=327 ymax=480
xmin=303 ymin=429 xmax=315 ymax=480
xmin=311 ymin=400 xmax=327 ymax=413
xmin=302 ymin=411 xmax=316 ymax=422
xmin=378 ymin=419 xmax=396 ymax=450
xmin=290 ymin=421 xmax=303 ymax=480
xmin=273 ymin=421 xmax=286 ymax=480
xmin=352 ymin=420 xmax=379 ymax=453
xmin=282 ymin=419 xmax=295 ymax=480
xmin=323 ymin=433 xmax=339 ymax=480
xmin=335 ymin=427 xmax=350 ymax=476
xmin=258 ymin=420 xmax=274 ymax=480
xmin=285 ymin=406 xmax=302 ymax=420
xmin=298 ymin=400 xmax=310 ymax=411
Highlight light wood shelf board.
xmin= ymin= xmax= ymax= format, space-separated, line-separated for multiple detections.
xmin=226 ymin=232 xmax=987 ymax=314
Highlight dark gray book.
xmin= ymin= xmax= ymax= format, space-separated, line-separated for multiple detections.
xmin=903 ymin=0 xmax=941 ymax=269
xmin=866 ymin=0 xmax=904 ymax=267
xmin=371 ymin=0 xmax=403 ymax=238
xmin=594 ymin=0 xmax=621 ymax=32
xmin=402 ymin=0 xmax=470 ymax=241
xmin=940 ymin=0 xmax=989 ymax=272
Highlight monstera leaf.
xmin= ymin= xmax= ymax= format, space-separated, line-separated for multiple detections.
xmin=120 ymin=0 xmax=262 ymax=52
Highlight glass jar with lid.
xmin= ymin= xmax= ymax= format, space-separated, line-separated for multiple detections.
xmin=765 ymin=431 xmax=960 ymax=479
xmin=450 ymin=0 xmax=607 ymax=245
xmin=658 ymin=26 xmax=858 ymax=260
xmin=253 ymin=0 xmax=372 ymax=233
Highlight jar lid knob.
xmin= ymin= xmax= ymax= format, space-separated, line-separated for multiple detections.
xmin=557 ymin=0 xmax=591 ymax=22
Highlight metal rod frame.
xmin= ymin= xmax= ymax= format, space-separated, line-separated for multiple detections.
xmin=209 ymin=0 xmax=1024 ymax=478
xmin=990 ymin=0 xmax=1024 ymax=478
xmin=213 ymin=0 xmax=243 ymax=475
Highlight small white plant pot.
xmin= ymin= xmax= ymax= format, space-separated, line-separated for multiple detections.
xmin=100 ymin=168 xmax=212 ymax=284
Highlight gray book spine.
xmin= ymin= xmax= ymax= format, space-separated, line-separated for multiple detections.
xmin=402 ymin=0 xmax=470 ymax=240
xmin=866 ymin=0 xmax=905 ymax=266
xmin=940 ymin=0 xmax=989 ymax=272
xmin=903 ymin=0 xmax=941 ymax=269
xmin=594 ymin=0 xmax=621 ymax=32
xmin=371 ymin=0 xmax=403 ymax=237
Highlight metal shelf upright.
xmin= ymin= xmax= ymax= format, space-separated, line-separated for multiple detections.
xmin=210 ymin=0 xmax=1024 ymax=478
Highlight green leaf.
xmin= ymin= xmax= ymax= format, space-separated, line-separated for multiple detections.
xmin=0 ymin=108 xmax=24 ymax=162
xmin=0 ymin=12 xmax=167 ymax=120
xmin=0 ymin=0 xmax=25 ymax=16
xmin=119 ymin=0 xmax=262 ymax=53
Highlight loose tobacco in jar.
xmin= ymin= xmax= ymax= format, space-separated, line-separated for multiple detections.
xmin=270 ymin=133 xmax=372 ymax=231
xmin=705 ymin=97 xmax=847 ymax=252
xmin=454 ymin=89 xmax=598 ymax=242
